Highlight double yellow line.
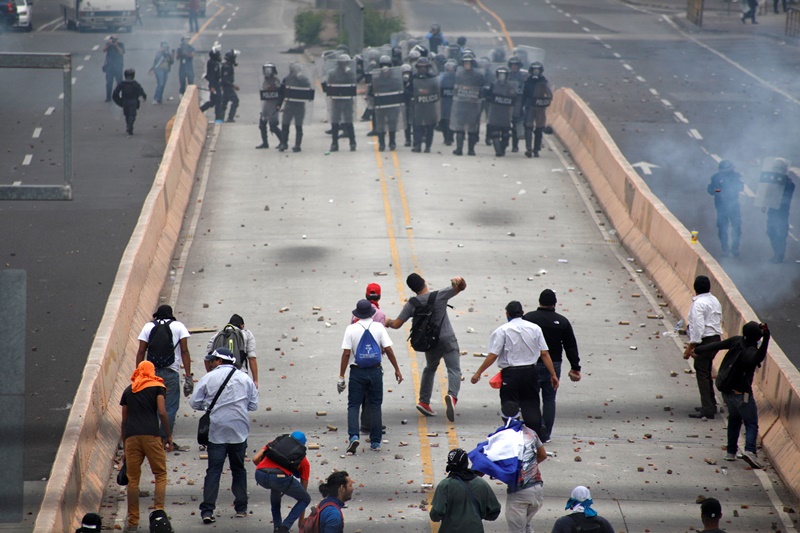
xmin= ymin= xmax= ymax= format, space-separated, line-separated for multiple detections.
xmin=372 ymin=144 xmax=460 ymax=531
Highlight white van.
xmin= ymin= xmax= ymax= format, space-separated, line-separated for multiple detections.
xmin=13 ymin=0 xmax=32 ymax=31
xmin=61 ymin=0 xmax=136 ymax=32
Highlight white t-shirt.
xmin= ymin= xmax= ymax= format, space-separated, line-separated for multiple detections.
xmin=488 ymin=318 xmax=549 ymax=368
xmin=138 ymin=319 xmax=191 ymax=373
xmin=341 ymin=318 xmax=393 ymax=367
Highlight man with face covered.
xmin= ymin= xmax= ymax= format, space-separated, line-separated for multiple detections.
xmin=221 ymin=50 xmax=240 ymax=123
xmin=200 ymin=47 xmax=223 ymax=122
xmin=521 ymin=61 xmax=552 ymax=158
xmin=410 ymin=57 xmax=440 ymax=153
xmin=449 ymin=54 xmax=484 ymax=156
xmin=279 ymin=63 xmax=314 ymax=153
xmin=256 ymin=63 xmax=283 ymax=149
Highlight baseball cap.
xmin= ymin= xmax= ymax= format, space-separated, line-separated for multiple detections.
xmin=205 ymin=347 xmax=236 ymax=363
xmin=406 ymin=273 xmax=425 ymax=293
xmin=366 ymin=283 xmax=381 ymax=300
xmin=291 ymin=431 xmax=307 ymax=445
xmin=701 ymin=498 xmax=722 ymax=519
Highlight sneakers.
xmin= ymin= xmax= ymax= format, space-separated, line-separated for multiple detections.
xmin=416 ymin=403 xmax=436 ymax=417
xmin=171 ymin=442 xmax=191 ymax=452
xmin=370 ymin=442 xmax=381 ymax=452
xmin=274 ymin=525 xmax=289 ymax=533
xmin=724 ymin=453 xmax=737 ymax=462
xmin=347 ymin=435 xmax=360 ymax=455
xmin=235 ymin=511 xmax=248 ymax=518
xmin=202 ymin=515 xmax=216 ymax=524
xmin=742 ymin=450 xmax=763 ymax=469
xmin=445 ymin=395 xmax=457 ymax=422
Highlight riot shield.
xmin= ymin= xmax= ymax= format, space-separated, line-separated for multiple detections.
xmin=486 ymin=80 xmax=517 ymax=128
xmin=412 ymin=75 xmax=440 ymax=126
xmin=755 ymin=158 xmax=793 ymax=209
xmin=282 ymin=63 xmax=315 ymax=123
xmin=439 ymin=67 xmax=457 ymax=125
xmin=258 ymin=72 xmax=282 ymax=119
xmin=512 ymin=45 xmax=545 ymax=70
xmin=371 ymin=66 xmax=405 ymax=132
xmin=323 ymin=56 xmax=358 ymax=124
xmin=449 ymin=65 xmax=485 ymax=133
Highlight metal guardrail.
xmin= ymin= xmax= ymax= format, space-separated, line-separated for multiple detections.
xmin=787 ymin=7 xmax=800 ymax=38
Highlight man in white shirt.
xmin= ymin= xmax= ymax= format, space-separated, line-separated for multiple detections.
xmin=471 ymin=301 xmax=559 ymax=436
xmin=683 ymin=275 xmax=723 ymax=419
xmin=338 ymin=299 xmax=403 ymax=454
xmin=135 ymin=304 xmax=192 ymax=449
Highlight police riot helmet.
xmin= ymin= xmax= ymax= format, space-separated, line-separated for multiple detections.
xmin=337 ymin=53 xmax=352 ymax=63
xmin=772 ymin=158 xmax=789 ymax=174
xmin=391 ymin=46 xmax=403 ymax=66
xmin=379 ymin=55 xmax=392 ymax=68
xmin=461 ymin=53 xmax=475 ymax=65
xmin=495 ymin=66 xmax=509 ymax=81
xmin=124 ymin=68 xmax=135 ymax=80
xmin=416 ymin=56 xmax=431 ymax=67
xmin=718 ymin=160 xmax=734 ymax=171
xmin=430 ymin=23 xmax=441 ymax=34
xmin=408 ymin=49 xmax=421 ymax=62
xmin=336 ymin=43 xmax=350 ymax=54
xmin=401 ymin=63 xmax=412 ymax=77
xmin=210 ymin=45 xmax=221 ymax=61
xmin=224 ymin=49 xmax=238 ymax=64
xmin=508 ymin=56 xmax=523 ymax=69
xmin=444 ymin=60 xmax=457 ymax=73
xmin=489 ymin=48 xmax=506 ymax=63
xmin=262 ymin=63 xmax=277 ymax=77
xmin=529 ymin=61 xmax=544 ymax=75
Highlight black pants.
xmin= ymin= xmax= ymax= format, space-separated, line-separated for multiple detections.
xmin=200 ymin=87 xmax=224 ymax=121
xmin=500 ymin=365 xmax=542 ymax=435
xmin=122 ymin=102 xmax=138 ymax=133
xmin=222 ymin=87 xmax=239 ymax=120
xmin=694 ymin=335 xmax=720 ymax=416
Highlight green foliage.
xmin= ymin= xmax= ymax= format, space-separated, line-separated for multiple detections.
xmin=363 ymin=7 xmax=404 ymax=47
xmin=294 ymin=9 xmax=326 ymax=46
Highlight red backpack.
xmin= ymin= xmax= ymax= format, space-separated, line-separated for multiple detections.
xmin=298 ymin=501 xmax=342 ymax=533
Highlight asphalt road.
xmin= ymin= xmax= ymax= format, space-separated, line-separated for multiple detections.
xmin=404 ymin=0 xmax=800 ymax=363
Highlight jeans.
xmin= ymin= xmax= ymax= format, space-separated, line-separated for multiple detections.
xmin=694 ymin=336 xmax=720 ymax=416
xmin=154 ymin=69 xmax=168 ymax=103
xmin=178 ymin=64 xmax=195 ymax=95
xmin=500 ymin=365 xmax=542 ymax=436
xmin=200 ymin=441 xmax=248 ymax=516
xmin=506 ymin=483 xmax=543 ymax=533
xmin=419 ymin=336 xmax=461 ymax=405
xmin=125 ymin=435 xmax=167 ymax=527
xmin=255 ymin=469 xmax=310 ymax=529
xmin=536 ymin=360 xmax=561 ymax=441
xmin=105 ymin=65 xmax=123 ymax=100
xmin=715 ymin=204 xmax=741 ymax=254
xmin=155 ymin=367 xmax=179 ymax=438
xmin=723 ymin=391 xmax=759 ymax=454
xmin=188 ymin=9 xmax=199 ymax=32
xmin=348 ymin=366 xmax=383 ymax=445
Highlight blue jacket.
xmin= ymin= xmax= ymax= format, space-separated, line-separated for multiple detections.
xmin=318 ymin=496 xmax=344 ymax=533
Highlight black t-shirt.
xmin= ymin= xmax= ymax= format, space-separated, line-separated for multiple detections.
xmin=120 ymin=384 xmax=165 ymax=438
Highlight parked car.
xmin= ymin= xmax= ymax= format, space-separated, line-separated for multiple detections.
xmin=0 ymin=0 xmax=19 ymax=30
xmin=13 ymin=0 xmax=31 ymax=31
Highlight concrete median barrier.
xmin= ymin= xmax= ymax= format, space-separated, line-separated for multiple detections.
xmin=550 ymin=87 xmax=800 ymax=502
xmin=33 ymin=86 xmax=208 ymax=532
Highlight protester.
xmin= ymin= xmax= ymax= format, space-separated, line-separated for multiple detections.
xmin=317 ymin=471 xmax=354 ymax=532
xmin=76 ymin=513 xmax=103 ymax=533
xmin=351 ymin=284 xmax=386 ymax=435
xmin=429 ymin=448 xmax=501 ymax=532
xmin=699 ymin=497 xmax=726 ymax=532
xmin=683 ymin=276 xmax=723 ymax=419
xmin=119 ymin=361 xmax=172 ymax=532
xmin=253 ymin=431 xmax=311 ymax=532
xmin=190 ymin=348 xmax=258 ymax=523
xmin=206 ymin=313 xmax=259 ymax=388
xmin=550 ymin=486 xmax=615 ymax=533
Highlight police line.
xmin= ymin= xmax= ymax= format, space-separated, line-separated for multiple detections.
xmin=549 ymin=87 xmax=800 ymax=503
xmin=33 ymin=87 xmax=209 ymax=532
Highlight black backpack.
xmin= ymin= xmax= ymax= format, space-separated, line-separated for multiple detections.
xmin=265 ymin=434 xmax=307 ymax=472
xmin=715 ymin=338 xmax=746 ymax=393
xmin=149 ymin=509 xmax=173 ymax=532
xmin=210 ymin=324 xmax=248 ymax=370
xmin=408 ymin=291 xmax=442 ymax=352
xmin=568 ymin=513 xmax=603 ymax=532
xmin=147 ymin=320 xmax=178 ymax=368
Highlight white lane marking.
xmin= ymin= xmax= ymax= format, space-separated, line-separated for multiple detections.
xmin=564 ymin=12 xmax=571 ymax=16
xmin=92 ymin=45 xmax=100 ymax=51
xmin=593 ymin=35 xmax=601 ymax=40
xmin=753 ymin=469 xmax=799 ymax=532
xmin=76 ymin=65 xmax=84 ymax=71
xmin=603 ymin=43 xmax=611 ymax=49
xmin=45 ymin=106 xmax=55 ymax=115
xmin=84 ymin=55 xmax=91 ymax=61
xmin=613 ymin=52 xmax=621 ymax=58
xmin=72 ymin=77 xmax=77 ymax=85
xmin=217 ymin=32 xmax=223 ymax=37
xmin=661 ymin=98 xmax=672 ymax=107
xmin=636 ymin=75 xmax=646 ymax=82
xmin=221 ymin=24 xmax=227 ymax=29
xmin=622 ymin=63 xmax=633 ymax=71
xmin=33 ymin=127 xmax=42 ymax=138
xmin=36 ymin=16 xmax=63 ymax=31
xmin=226 ymin=17 xmax=231 ymax=22
xmin=582 ymin=26 xmax=590 ymax=32
xmin=572 ymin=19 xmax=580 ymax=24
xmin=688 ymin=128 xmax=703 ymax=140
xmin=650 ymin=88 xmax=660 ymax=96
xmin=662 ymin=15 xmax=800 ymax=107
xmin=674 ymin=111 xmax=689 ymax=123
xmin=12 ymin=181 xmax=22 ymax=186
xmin=58 ymin=93 xmax=64 ymax=100
xmin=22 ymin=155 xmax=32 ymax=166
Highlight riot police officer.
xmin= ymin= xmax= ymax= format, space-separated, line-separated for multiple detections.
xmin=484 ymin=67 xmax=517 ymax=157
xmin=323 ymin=54 xmax=358 ymax=152
xmin=438 ymin=60 xmax=456 ymax=146
xmin=521 ymin=61 xmax=552 ymax=157
xmin=112 ymin=68 xmax=147 ymax=135
xmin=706 ymin=160 xmax=743 ymax=257
xmin=410 ymin=57 xmax=440 ymax=153
xmin=507 ymin=56 xmax=527 ymax=153
xmin=449 ymin=54 xmax=484 ymax=156
xmin=200 ymin=47 xmax=223 ymax=122
xmin=371 ymin=56 xmax=405 ymax=152
xmin=279 ymin=63 xmax=314 ymax=153
xmin=221 ymin=49 xmax=240 ymax=123
xmin=256 ymin=63 xmax=283 ymax=149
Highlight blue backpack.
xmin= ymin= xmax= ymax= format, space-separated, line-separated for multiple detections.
xmin=354 ymin=323 xmax=382 ymax=368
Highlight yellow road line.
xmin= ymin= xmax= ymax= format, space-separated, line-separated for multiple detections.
xmin=189 ymin=5 xmax=225 ymax=46
xmin=374 ymin=144 xmax=438 ymax=528
xmin=475 ymin=0 xmax=515 ymax=50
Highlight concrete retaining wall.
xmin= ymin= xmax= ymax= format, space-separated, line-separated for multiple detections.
xmin=550 ymin=87 xmax=800 ymax=503
xmin=33 ymin=86 xmax=208 ymax=532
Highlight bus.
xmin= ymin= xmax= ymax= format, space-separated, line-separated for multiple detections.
xmin=61 ymin=0 xmax=136 ymax=32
